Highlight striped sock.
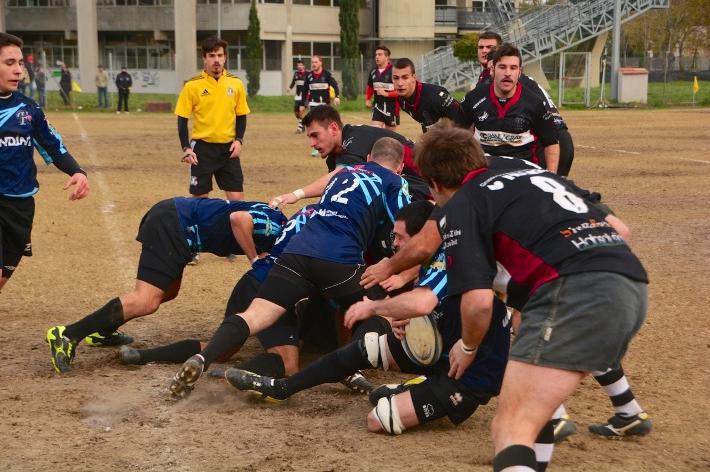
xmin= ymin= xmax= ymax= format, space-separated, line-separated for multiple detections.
xmin=493 ymin=445 xmax=537 ymax=472
xmin=593 ymin=365 xmax=643 ymax=417
xmin=534 ymin=420 xmax=555 ymax=472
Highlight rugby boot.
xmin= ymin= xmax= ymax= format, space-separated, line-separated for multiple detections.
xmin=552 ymin=414 xmax=578 ymax=443
xmin=225 ymin=368 xmax=287 ymax=401
xmin=85 ymin=331 xmax=134 ymax=347
xmin=47 ymin=326 xmax=77 ymax=374
xmin=118 ymin=345 xmax=142 ymax=365
xmin=589 ymin=412 xmax=652 ymax=438
xmin=169 ymin=354 xmax=205 ymax=399
xmin=340 ymin=371 xmax=376 ymax=394
xmin=368 ymin=375 xmax=427 ymax=406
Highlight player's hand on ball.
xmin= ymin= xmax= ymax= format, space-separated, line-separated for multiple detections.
xmin=391 ymin=319 xmax=409 ymax=340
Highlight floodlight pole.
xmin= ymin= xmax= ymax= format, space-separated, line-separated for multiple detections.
xmin=610 ymin=0 xmax=621 ymax=100
xmin=217 ymin=0 xmax=222 ymax=38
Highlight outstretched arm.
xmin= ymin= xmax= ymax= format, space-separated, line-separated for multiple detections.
xmin=229 ymin=211 xmax=258 ymax=263
xmin=269 ymin=168 xmax=340 ymax=209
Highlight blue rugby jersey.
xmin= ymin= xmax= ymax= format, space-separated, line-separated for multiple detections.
xmin=0 ymin=93 xmax=82 ymax=197
xmin=284 ymin=161 xmax=411 ymax=264
xmin=173 ymin=198 xmax=287 ymax=257
xmin=417 ymin=245 xmax=511 ymax=395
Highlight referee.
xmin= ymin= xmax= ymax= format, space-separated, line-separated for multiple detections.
xmin=175 ymin=36 xmax=250 ymax=201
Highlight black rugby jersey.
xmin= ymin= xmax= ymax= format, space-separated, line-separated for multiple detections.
xmin=458 ymin=81 xmax=559 ymax=163
xmin=366 ymin=63 xmax=398 ymax=112
xmin=439 ymin=158 xmax=648 ymax=310
xmin=304 ymin=69 xmax=339 ymax=105
xmin=289 ymin=70 xmax=308 ymax=102
xmin=326 ymin=124 xmax=429 ymax=200
xmin=398 ymin=81 xmax=463 ymax=133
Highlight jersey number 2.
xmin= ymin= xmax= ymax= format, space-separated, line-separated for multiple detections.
xmin=328 ymin=177 xmax=360 ymax=204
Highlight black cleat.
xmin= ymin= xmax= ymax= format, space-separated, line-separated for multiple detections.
xmin=118 ymin=345 xmax=143 ymax=365
xmin=225 ymin=368 xmax=286 ymax=401
xmin=85 ymin=331 xmax=134 ymax=347
xmin=169 ymin=354 xmax=205 ymax=399
xmin=589 ymin=412 xmax=652 ymax=438
xmin=47 ymin=326 xmax=77 ymax=374
xmin=368 ymin=375 xmax=427 ymax=406
xmin=552 ymin=414 xmax=578 ymax=443
xmin=340 ymin=371 xmax=376 ymax=394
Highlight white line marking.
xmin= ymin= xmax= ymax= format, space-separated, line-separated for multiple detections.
xmin=72 ymin=113 xmax=134 ymax=288
xmin=577 ymin=144 xmax=710 ymax=163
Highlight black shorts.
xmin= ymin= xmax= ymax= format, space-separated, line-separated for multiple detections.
xmin=371 ymin=102 xmax=400 ymax=127
xmin=0 ymin=195 xmax=35 ymax=279
xmin=256 ymin=253 xmax=381 ymax=312
xmin=190 ymin=140 xmax=244 ymax=195
xmin=293 ymin=99 xmax=306 ymax=113
xmin=135 ymin=199 xmax=192 ymax=291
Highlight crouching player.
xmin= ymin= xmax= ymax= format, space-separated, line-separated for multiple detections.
xmin=226 ymin=200 xmax=511 ymax=434
xmin=46 ymin=197 xmax=286 ymax=373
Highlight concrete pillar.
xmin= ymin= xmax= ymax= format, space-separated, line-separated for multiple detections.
xmin=0 ymin=1 xmax=6 ymax=34
xmin=282 ymin=0 xmax=293 ymax=94
xmin=589 ymin=32 xmax=608 ymax=88
xmin=76 ymin=0 xmax=99 ymax=93
xmin=174 ymin=0 xmax=197 ymax=93
xmin=523 ymin=59 xmax=550 ymax=90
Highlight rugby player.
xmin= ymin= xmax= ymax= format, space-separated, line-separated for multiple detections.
xmin=365 ymin=45 xmax=399 ymax=130
xmin=0 ymin=32 xmax=89 ymax=292
xmin=226 ymin=200 xmax=511 ymax=436
xmin=169 ymin=137 xmax=411 ymax=398
xmin=46 ymin=198 xmax=286 ymax=374
xmin=287 ymin=59 xmax=308 ymax=133
xmin=303 ymin=54 xmax=340 ymax=108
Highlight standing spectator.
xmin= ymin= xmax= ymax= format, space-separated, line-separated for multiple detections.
xmin=175 ymin=36 xmax=250 ymax=201
xmin=0 ymin=33 xmax=89 ymax=292
xmin=59 ymin=64 xmax=72 ymax=105
xmin=115 ymin=67 xmax=132 ymax=113
xmin=25 ymin=54 xmax=35 ymax=99
xmin=34 ymin=64 xmax=47 ymax=108
xmin=18 ymin=62 xmax=29 ymax=95
xmin=95 ymin=65 xmax=109 ymax=109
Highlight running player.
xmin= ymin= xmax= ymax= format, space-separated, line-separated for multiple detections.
xmin=303 ymin=55 xmax=340 ymax=109
xmin=269 ymin=105 xmax=429 ymax=207
xmin=45 ymin=198 xmax=286 ymax=374
xmin=288 ymin=60 xmax=308 ymax=133
xmin=0 ymin=32 xmax=89 ymax=292
xmin=392 ymin=58 xmax=463 ymax=133
xmin=226 ymin=200 xmax=511 ymax=436
xmin=169 ymin=137 xmax=411 ymax=398
xmin=365 ymin=45 xmax=399 ymax=130
xmin=176 ymin=36 xmax=250 ymax=200
xmin=458 ymin=43 xmax=560 ymax=173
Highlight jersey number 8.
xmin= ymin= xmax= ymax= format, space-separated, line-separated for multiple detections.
xmin=530 ymin=176 xmax=588 ymax=214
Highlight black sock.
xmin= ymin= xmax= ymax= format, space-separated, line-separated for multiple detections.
xmin=137 ymin=339 xmax=202 ymax=364
xmin=65 ymin=298 xmax=124 ymax=342
xmin=200 ymin=315 xmax=250 ymax=367
xmin=534 ymin=420 xmax=556 ymax=472
xmin=493 ymin=445 xmax=538 ymax=472
xmin=236 ymin=352 xmax=286 ymax=378
xmin=278 ymin=339 xmax=371 ymax=398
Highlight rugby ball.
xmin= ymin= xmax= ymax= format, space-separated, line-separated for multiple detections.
xmin=402 ymin=315 xmax=443 ymax=366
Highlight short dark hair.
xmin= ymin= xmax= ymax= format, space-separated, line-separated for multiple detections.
xmin=370 ymin=137 xmax=404 ymax=169
xmin=393 ymin=58 xmax=415 ymax=74
xmin=490 ymin=42 xmax=522 ymax=67
xmin=479 ymin=31 xmax=502 ymax=45
xmin=414 ymin=120 xmax=487 ymax=189
xmin=296 ymin=59 xmax=304 ymax=65
xmin=0 ymin=33 xmax=23 ymax=52
xmin=375 ymin=45 xmax=391 ymax=57
xmin=395 ymin=201 xmax=434 ymax=237
xmin=202 ymin=36 xmax=228 ymax=57
xmin=302 ymin=105 xmax=343 ymax=130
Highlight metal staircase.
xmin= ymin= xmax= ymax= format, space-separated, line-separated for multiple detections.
xmin=416 ymin=0 xmax=669 ymax=91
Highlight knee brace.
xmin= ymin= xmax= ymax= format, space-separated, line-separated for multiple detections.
xmin=372 ymin=396 xmax=405 ymax=435
xmin=363 ymin=332 xmax=390 ymax=371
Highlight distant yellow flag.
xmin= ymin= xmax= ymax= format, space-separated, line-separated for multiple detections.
xmin=71 ymin=80 xmax=82 ymax=92
xmin=693 ymin=76 xmax=699 ymax=94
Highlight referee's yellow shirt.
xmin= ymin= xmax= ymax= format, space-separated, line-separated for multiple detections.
xmin=174 ymin=70 xmax=250 ymax=144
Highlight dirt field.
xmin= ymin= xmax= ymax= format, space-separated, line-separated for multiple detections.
xmin=1 ymin=108 xmax=709 ymax=471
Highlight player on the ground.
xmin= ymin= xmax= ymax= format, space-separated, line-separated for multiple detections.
xmin=269 ymin=105 xmax=429 ymax=208
xmin=458 ymin=43 xmax=560 ymax=173
xmin=45 ymin=198 xmax=286 ymax=374
xmin=226 ymin=200 xmax=511 ymax=436
xmin=392 ymin=58 xmax=463 ymax=133
xmin=365 ymin=45 xmax=399 ymax=130
xmin=176 ymin=36 xmax=250 ymax=201
xmin=0 ymin=32 xmax=89 ymax=293
xmin=475 ymin=32 xmax=575 ymax=177
xmin=288 ymin=60 xmax=308 ymax=133
xmin=169 ymin=137 xmax=412 ymax=399
xmin=363 ymin=122 xmax=649 ymax=471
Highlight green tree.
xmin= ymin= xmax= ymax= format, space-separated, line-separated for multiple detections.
xmin=339 ymin=0 xmax=360 ymax=100
xmin=452 ymin=33 xmax=479 ymax=63
xmin=246 ymin=0 xmax=262 ymax=96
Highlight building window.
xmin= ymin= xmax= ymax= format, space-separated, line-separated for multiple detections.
xmin=13 ymin=33 xmax=78 ymax=68
xmin=102 ymin=32 xmax=174 ymax=70
xmin=293 ymin=41 xmax=340 ymax=71
xmin=7 ymin=0 xmax=69 ymax=6
xmin=293 ymin=0 xmax=339 ymax=5
xmin=97 ymin=0 xmax=174 ymax=5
